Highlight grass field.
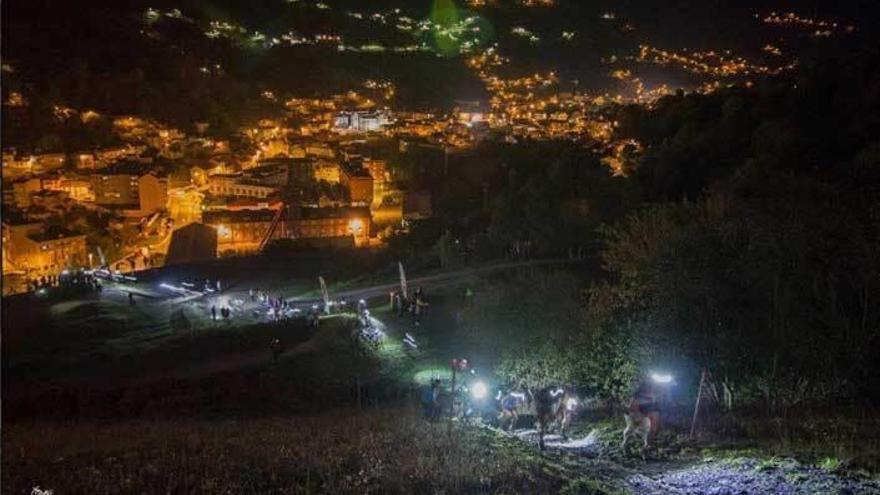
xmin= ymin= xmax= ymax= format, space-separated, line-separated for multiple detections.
xmin=2 ymin=409 xmax=582 ymax=495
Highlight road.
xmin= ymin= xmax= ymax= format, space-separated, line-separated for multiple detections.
xmin=286 ymin=258 xmax=580 ymax=306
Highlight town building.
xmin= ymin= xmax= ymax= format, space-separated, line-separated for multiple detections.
xmin=73 ymin=152 xmax=97 ymax=170
xmin=334 ymin=110 xmax=390 ymax=132
xmin=202 ymin=208 xmax=283 ymax=254
xmin=292 ymin=205 xmax=371 ymax=247
xmin=249 ymin=160 xmax=301 ymax=186
xmin=94 ymin=145 xmax=146 ymax=169
xmin=363 ymin=159 xmax=390 ymax=205
xmin=304 ymin=144 xmax=336 ymax=159
xmin=4 ymin=178 xmax=42 ymax=208
xmin=201 ymin=204 xmax=372 ymax=253
xmin=313 ymin=160 xmax=341 ymax=183
xmin=42 ymin=175 xmax=95 ymax=202
xmin=91 ymin=162 xmax=168 ymax=217
xmin=1 ymin=152 xmax=65 ymax=178
xmin=340 ymin=164 xmax=374 ymax=205
xmin=2 ymin=220 xmax=88 ymax=278
xmin=207 ymin=174 xmax=279 ymax=199
xmin=455 ymin=100 xmax=488 ymax=125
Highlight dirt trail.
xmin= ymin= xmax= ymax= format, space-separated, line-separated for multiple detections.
xmin=506 ymin=428 xmax=880 ymax=494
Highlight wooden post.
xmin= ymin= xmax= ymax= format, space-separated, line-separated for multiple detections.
xmin=448 ymin=365 xmax=457 ymax=434
xmin=690 ymin=368 xmax=707 ymax=438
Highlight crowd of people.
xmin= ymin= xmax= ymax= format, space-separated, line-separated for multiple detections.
xmin=419 ymin=375 xmax=667 ymax=451
xmin=390 ymin=287 xmax=429 ymax=326
xmin=29 ymin=270 xmax=102 ymax=296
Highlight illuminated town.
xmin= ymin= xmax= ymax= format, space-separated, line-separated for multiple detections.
xmin=6 ymin=1 xmax=834 ymax=296
xmin=3 ymin=1 xmax=880 ymax=493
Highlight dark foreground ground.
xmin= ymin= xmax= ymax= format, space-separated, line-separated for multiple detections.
xmin=5 ymin=409 xmax=880 ymax=494
xmin=3 ymin=258 xmax=880 ymax=494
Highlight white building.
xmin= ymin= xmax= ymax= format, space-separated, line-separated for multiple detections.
xmin=334 ymin=110 xmax=390 ymax=132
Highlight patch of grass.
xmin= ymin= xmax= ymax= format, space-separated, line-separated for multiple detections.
xmin=2 ymin=407 xmax=577 ymax=494
xmin=755 ymin=457 xmax=783 ymax=472
xmin=818 ymin=456 xmax=841 ymax=471
xmin=700 ymin=445 xmax=763 ymax=466
xmin=561 ymin=477 xmax=625 ymax=495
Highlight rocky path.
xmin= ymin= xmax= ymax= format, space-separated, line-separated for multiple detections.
xmin=506 ymin=428 xmax=880 ymax=494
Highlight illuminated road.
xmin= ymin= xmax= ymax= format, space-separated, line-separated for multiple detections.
xmin=285 ymin=258 xmax=583 ymax=306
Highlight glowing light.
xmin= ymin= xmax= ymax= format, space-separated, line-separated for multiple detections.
xmin=470 ymin=381 xmax=488 ymax=399
xmin=651 ymin=373 xmax=674 ymax=384
xmin=160 ymin=282 xmax=189 ymax=293
xmin=348 ymin=218 xmax=364 ymax=234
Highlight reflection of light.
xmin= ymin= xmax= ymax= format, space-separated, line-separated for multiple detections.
xmin=216 ymin=224 xmax=231 ymax=237
xmin=471 ymin=381 xmax=488 ymax=399
xmin=160 ymin=282 xmax=188 ymax=293
xmin=565 ymin=397 xmax=578 ymax=411
xmin=651 ymin=373 xmax=674 ymax=384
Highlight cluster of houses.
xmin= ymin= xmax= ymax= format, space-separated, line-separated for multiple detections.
xmin=2 ymin=110 xmax=433 ymax=295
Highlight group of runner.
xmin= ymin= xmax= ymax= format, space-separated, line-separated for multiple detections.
xmin=390 ymin=287 xmax=429 ymax=326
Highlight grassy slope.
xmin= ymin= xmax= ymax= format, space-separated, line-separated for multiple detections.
xmin=2 ymin=409 xmax=597 ymax=494
xmin=5 ymin=269 xmax=880 ymax=493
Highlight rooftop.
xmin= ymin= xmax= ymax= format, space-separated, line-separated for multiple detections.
xmin=1 ymin=209 xmax=38 ymax=226
xmin=300 ymin=205 xmax=370 ymax=220
xmin=341 ymin=165 xmax=372 ymax=179
xmin=98 ymin=161 xmax=157 ymax=177
xmin=203 ymin=209 xmax=277 ymax=224
xmin=28 ymin=225 xmax=84 ymax=242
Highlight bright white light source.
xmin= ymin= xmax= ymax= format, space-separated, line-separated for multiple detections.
xmin=348 ymin=218 xmax=364 ymax=234
xmin=565 ymin=397 xmax=578 ymax=411
xmin=471 ymin=381 xmax=488 ymax=399
xmin=651 ymin=373 xmax=674 ymax=384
